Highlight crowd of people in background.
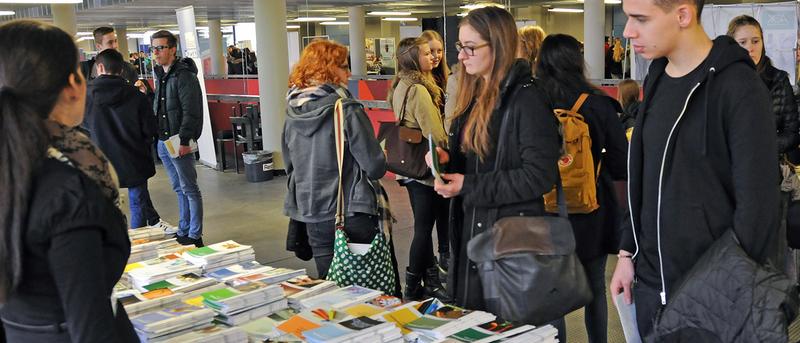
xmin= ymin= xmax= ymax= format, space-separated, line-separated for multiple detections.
xmin=3 ymin=0 xmax=800 ymax=341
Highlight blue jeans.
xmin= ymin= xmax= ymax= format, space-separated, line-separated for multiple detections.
xmin=156 ymin=140 xmax=203 ymax=239
xmin=128 ymin=182 xmax=160 ymax=229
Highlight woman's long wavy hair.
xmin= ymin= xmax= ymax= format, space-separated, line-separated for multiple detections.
xmin=452 ymin=6 xmax=519 ymax=160
xmin=0 ymin=20 xmax=80 ymax=303
xmin=518 ymin=25 xmax=546 ymax=67
xmin=420 ymin=30 xmax=450 ymax=92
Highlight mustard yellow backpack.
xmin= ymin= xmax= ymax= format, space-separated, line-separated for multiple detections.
xmin=544 ymin=93 xmax=600 ymax=214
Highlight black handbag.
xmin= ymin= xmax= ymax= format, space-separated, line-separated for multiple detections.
xmin=466 ymin=87 xmax=592 ymax=325
xmin=377 ymin=85 xmax=430 ymax=179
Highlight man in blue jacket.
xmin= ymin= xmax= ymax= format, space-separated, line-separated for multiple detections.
xmin=82 ymin=49 xmax=175 ymax=232
xmin=150 ymin=30 xmax=205 ymax=247
xmin=610 ymin=0 xmax=779 ymax=337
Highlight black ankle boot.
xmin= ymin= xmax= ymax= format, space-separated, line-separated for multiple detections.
xmin=423 ymin=266 xmax=450 ymax=301
xmin=404 ymin=268 xmax=424 ymax=301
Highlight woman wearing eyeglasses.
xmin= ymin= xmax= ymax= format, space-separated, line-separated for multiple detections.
xmin=283 ymin=40 xmax=385 ymax=280
xmin=432 ymin=6 xmax=560 ymax=312
xmin=387 ymin=37 xmax=450 ymax=301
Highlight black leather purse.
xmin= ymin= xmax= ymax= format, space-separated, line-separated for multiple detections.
xmin=467 ymin=86 xmax=592 ymax=325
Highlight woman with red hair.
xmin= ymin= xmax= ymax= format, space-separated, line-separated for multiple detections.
xmin=282 ymin=40 xmax=386 ymax=279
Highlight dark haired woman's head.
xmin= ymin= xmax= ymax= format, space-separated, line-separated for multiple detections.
xmin=727 ymin=15 xmax=767 ymax=73
xmin=396 ymin=37 xmax=434 ymax=74
xmin=0 ymin=20 xmax=83 ymax=302
xmin=535 ymin=34 xmax=595 ymax=102
xmin=454 ymin=5 xmax=518 ymax=159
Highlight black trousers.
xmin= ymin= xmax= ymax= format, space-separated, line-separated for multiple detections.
xmin=405 ymin=181 xmax=450 ymax=273
xmin=633 ymin=280 xmax=664 ymax=338
xmin=306 ymin=214 xmax=378 ymax=279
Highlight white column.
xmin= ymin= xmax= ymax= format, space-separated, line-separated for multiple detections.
xmin=348 ymin=6 xmax=367 ymax=76
xmin=583 ymin=0 xmax=605 ymax=80
xmin=208 ymin=19 xmax=226 ymax=76
xmin=115 ymin=26 xmax=130 ymax=57
xmin=254 ymin=0 xmax=289 ymax=170
xmin=51 ymin=4 xmax=77 ymax=37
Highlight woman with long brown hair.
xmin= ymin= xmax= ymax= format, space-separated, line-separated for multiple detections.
xmin=387 ymin=37 xmax=449 ymax=301
xmin=432 ymin=5 xmax=560 ymax=312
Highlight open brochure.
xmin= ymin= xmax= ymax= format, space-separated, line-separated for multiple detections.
xmin=428 ymin=134 xmax=443 ymax=184
xmin=163 ymin=134 xmax=198 ymax=159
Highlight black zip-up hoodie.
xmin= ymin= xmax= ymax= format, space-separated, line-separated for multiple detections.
xmin=619 ymin=36 xmax=780 ymax=304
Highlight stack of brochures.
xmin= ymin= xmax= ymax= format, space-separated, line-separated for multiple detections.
xmin=280 ymin=275 xmax=338 ymax=309
xmin=158 ymin=323 xmax=246 ymax=343
xmin=127 ymin=253 xmax=202 ymax=290
xmin=201 ymin=274 xmax=288 ymax=326
xmin=135 ymin=272 xmax=217 ymax=293
xmin=298 ymin=285 xmax=384 ymax=310
xmin=130 ymin=303 xmax=216 ymax=342
xmin=181 ymin=240 xmax=256 ymax=272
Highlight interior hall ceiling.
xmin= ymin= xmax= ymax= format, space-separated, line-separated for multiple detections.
xmin=0 ymin=0 xmax=785 ymax=32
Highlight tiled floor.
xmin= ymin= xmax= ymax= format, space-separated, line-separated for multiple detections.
xmin=129 ymin=163 xmax=799 ymax=343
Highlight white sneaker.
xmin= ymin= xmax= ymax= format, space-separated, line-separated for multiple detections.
xmin=154 ymin=220 xmax=179 ymax=235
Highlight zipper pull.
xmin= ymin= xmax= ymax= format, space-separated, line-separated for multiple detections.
xmin=660 ymin=291 xmax=667 ymax=305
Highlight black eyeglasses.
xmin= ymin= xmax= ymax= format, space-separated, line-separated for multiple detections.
xmin=455 ymin=41 xmax=490 ymax=56
xmin=152 ymin=45 xmax=172 ymax=52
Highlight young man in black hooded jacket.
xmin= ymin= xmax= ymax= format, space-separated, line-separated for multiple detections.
xmin=610 ymin=0 xmax=779 ymax=336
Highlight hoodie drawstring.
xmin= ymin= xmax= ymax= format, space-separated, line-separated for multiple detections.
xmin=701 ymin=67 xmax=717 ymax=156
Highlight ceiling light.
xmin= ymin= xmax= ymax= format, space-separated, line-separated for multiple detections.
xmin=0 ymin=10 xmax=14 ymax=15
xmin=321 ymin=21 xmax=349 ymax=26
xmin=286 ymin=25 xmax=301 ymax=29
xmin=457 ymin=12 xmax=469 ymax=17
xmin=367 ymin=11 xmax=412 ymax=16
xmin=76 ymin=37 xmax=90 ymax=42
xmin=289 ymin=17 xmax=335 ymax=22
xmin=548 ymin=8 xmax=584 ymax=12
xmin=460 ymin=3 xmax=505 ymax=10
xmin=0 ymin=0 xmax=80 ymax=3
xmin=381 ymin=17 xmax=418 ymax=22
xmin=76 ymin=31 xmax=92 ymax=36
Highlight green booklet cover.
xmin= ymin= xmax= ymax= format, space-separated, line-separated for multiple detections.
xmin=405 ymin=315 xmax=449 ymax=331
xmin=143 ymin=280 xmax=174 ymax=291
xmin=428 ymin=134 xmax=443 ymax=183
xmin=201 ymin=287 xmax=237 ymax=302
xmin=450 ymin=327 xmax=494 ymax=341
xmin=188 ymin=246 xmax=217 ymax=257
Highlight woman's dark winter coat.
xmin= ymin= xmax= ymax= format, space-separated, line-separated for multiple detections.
xmin=446 ymin=60 xmax=561 ymax=310
xmin=760 ymin=57 xmax=799 ymax=156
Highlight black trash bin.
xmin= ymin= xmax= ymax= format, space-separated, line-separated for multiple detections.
xmin=242 ymin=150 xmax=273 ymax=182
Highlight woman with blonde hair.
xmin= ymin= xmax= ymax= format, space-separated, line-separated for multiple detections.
xmin=283 ymin=40 xmax=386 ymax=279
xmin=517 ymin=25 xmax=546 ymax=68
xmin=419 ymin=30 xmax=451 ymax=271
xmin=387 ymin=37 xmax=449 ymax=301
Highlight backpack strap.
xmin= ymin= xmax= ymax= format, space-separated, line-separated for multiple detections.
xmin=570 ymin=93 xmax=589 ymax=113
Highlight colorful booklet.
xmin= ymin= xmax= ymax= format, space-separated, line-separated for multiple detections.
xmin=237 ymin=267 xmax=307 ymax=285
xmin=216 ymin=298 xmax=289 ymax=326
xmin=117 ymin=288 xmax=184 ymax=317
xmin=201 ymin=279 xmax=284 ymax=315
xmin=281 ymin=276 xmax=338 ymax=303
xmin=298 ymin=285 xmax=383 ymax=310
xmin=205 ymin=260 xmax=275 ymax=282
xmin=130 ymin=303 xmax=215 ymax=337
xmin=275 ymin=314 xmax=322 ymax=340
xmin=181 ymin=240 xmax=253 ymax=266
xmin=137 ymin=272 xmax=218 ymax=293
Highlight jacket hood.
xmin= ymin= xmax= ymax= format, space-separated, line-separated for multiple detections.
xmin=156 ymin=57 xmax=199 ymax=77
xmin=643 ymin=35 xmax=755 ymax=155
xmin=496 ymin=59 xmax=534 ymax=110
xmin=285 ymin=84 xmax=350 ymax=137
xmin=88 ymin=75 xmax=129 ymax=105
